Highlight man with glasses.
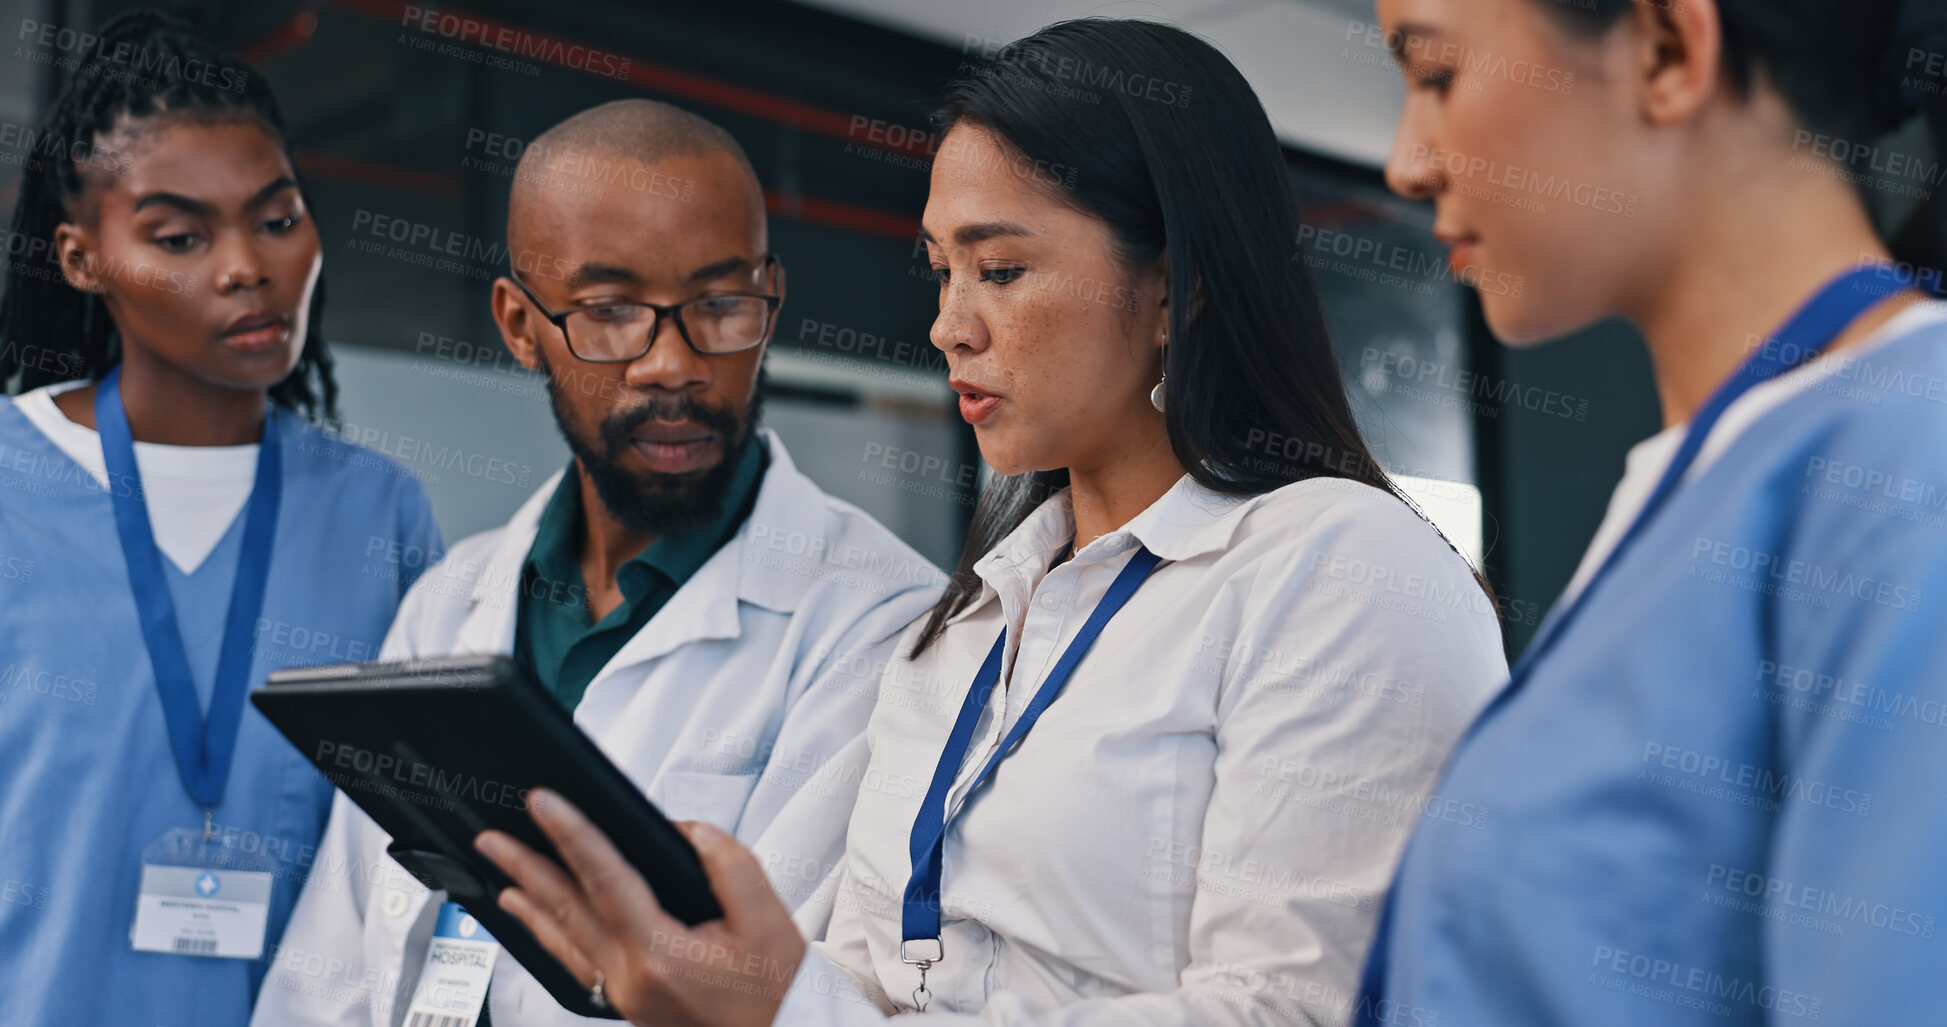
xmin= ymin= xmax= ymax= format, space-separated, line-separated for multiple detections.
xmin=255 ymin=100 xmax=944 ymax=1027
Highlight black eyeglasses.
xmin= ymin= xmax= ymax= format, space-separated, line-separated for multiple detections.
xmin=508 ymin=255 xmax=783 ymax=361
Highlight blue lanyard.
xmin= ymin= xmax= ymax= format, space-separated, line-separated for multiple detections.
xmin=900 ymin=545 xmax=1161 ymax=995
xmin=1352 ymin=263 xmax=1909 ymax=1026
xmin=1510 ymin=263 xmax=1907 ymax=681
xmin=95 ymin=364 xmax=283 ymax=821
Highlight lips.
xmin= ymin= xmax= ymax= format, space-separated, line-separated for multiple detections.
xmin=1435 ymin=228 xmax=1481 ymax=278
xmin=221 ymin=311 xmax=291 ymax=353
xmin=627 ymin=420 xmax=720 ymax=473
xmin=949 ymin=377 xmax=1002 ymax=426
xmin=631 ymin=419 xmax=715 ymax=444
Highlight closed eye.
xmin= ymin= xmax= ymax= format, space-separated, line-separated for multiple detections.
xmin=581 ymin=304 xmax=649 ymax=323
xmin=1414 ymin=68 xmax=1455 ymax=94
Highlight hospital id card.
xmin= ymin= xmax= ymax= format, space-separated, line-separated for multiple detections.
xmin=129 ymin=828 xmax=274 ymax=959
xmin=402 ymin=902 xmax=501 ymax=1027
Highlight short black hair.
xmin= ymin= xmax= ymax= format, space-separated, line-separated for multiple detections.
xmin=521 ymin=97 xmax=755 ymax=175
xmin=507 ymin=98 xmax=762 ymax=258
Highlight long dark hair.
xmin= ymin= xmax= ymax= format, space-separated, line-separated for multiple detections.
xmin=1536 ymin=0 xmax=1947 ymax=276
xmin=0 ymin=8 xmax=338 ymax=421
xmin=911 ymin=18 xmax=1472 ymax=656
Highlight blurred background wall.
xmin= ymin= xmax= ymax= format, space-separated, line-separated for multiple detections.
xmin=0 ymin=0 xmax=1681 ymax=653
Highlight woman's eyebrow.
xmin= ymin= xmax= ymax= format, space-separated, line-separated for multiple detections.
xmin=1388 ymin=22 xmax=1441 ymax=63
xmin=245 ymin=176 xmax=299 ymax=208
xmin=918 ymin=221 xmax=1034 ymax=246
xmin=132 ymin=191 xmax=214 ymax=216
xmin=131 ymin=176 xmax=298 ymax=216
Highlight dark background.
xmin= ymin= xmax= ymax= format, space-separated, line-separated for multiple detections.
xmin=4 ymin=0 xmax=1669 ymax=654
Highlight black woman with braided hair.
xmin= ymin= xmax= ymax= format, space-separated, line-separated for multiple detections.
xmin=0 ymin=10 xmax=441 ymax=1025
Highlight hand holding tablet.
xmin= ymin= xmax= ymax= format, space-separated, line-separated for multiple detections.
xmin=252 ymin=655 xmax=720 ymax=1019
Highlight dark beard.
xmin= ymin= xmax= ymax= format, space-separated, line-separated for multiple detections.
xmin=541 ymin=356 xmax=764 ymax=537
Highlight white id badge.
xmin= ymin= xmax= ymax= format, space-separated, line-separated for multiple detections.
xmin=403 ymin=902 xmax=501 ymax=1027
xmin=129 ymin=827 xmax=275 ymax=959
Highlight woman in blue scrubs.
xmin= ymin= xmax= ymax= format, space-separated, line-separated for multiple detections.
xmin=0 ymin=10 xmax=441 ymax=1026
xmin=1357 ymin=0 xmax=1947 ymax=1023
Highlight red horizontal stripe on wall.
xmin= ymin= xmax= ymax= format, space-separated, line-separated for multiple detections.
xmin=326 ymin=0 xmax=939 ymax=158
xmin=295 ymin=151 xmax=466 ymax=197
xmin=240 ymin=9 xmax=319 ymax=65
xmin=766 ymin=190 xmax=920 ymax=242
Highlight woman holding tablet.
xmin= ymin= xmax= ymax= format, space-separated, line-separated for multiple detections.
xmin=475 ymin=18 xmax=1507 ymax=1026
xmin=1353 ymin=0 xmax=1947 ymax=1023
xmin=0 ymin=11 xmax=440 ymax=1025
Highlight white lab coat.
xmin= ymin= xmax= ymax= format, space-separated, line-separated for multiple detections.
xmin=251 ymin=430 xmax=944 ymax=1027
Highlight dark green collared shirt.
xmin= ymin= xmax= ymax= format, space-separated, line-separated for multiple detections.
xmin=511 ymin=441 xmax=767 ymax=713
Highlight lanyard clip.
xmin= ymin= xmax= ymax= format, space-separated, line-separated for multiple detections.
xmin=202 ymin=809 xmax=214 ymax=843
xmin=900 ymin=938 xmax=944 ymax=966
xmin=901 ymin=939 xmax=942 ymax=1012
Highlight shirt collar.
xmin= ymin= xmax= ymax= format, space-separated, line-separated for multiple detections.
xmin=954 ymin=472 xmax=1260 ymax=624
xmin=524 ymin=437 xmax=769 ymax=600
xmin=1120 ymin=472 xmax=1258 ymax=562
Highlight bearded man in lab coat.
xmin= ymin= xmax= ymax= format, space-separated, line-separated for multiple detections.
xmin=252 ymin=99 xmax=944 ymax=1027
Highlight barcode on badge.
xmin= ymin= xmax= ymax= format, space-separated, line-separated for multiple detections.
xmin=172 ymin=937 xmax=219 ymax=955
xmin=406 ymin=1013 xmax=470 ymax=1027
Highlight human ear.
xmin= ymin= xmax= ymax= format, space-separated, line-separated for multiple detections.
xmin=1630 ymin=0 xmax=1725 ymax=127
xmin=490 ymin=276 xmax=544 ymax=371
xmin=53 ymin=221 xmax=105 ymax=294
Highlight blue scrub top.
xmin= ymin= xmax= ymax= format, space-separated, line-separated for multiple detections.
xmin=1368 ymin=317 xmax=1947 ymax=1025
xmin=0 ymin=395 xmax=442 ymax=1027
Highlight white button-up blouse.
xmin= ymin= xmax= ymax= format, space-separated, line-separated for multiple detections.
xmin=774 ymin=472 xmax=1508 ymax=1025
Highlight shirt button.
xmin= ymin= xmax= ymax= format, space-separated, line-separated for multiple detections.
xmin=1038 ymin=592 xmax=1064 ymax=611
xmin=382 ymin=890 xmax=409 ymax=918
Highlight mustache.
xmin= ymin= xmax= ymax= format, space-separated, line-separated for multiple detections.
xmin=598 ymin=396 xmax=743 ymax=456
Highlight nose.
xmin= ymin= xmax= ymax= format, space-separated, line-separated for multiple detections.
xmin=622 ymin=310 xmax=711 ymax=393
xmin=214 ymin=232 xmax=269 ymax=294
xmin=1384 ymin=106 xmax=1442 ymax=202
xmin=929 ymin=272 xmax=987 ymax=355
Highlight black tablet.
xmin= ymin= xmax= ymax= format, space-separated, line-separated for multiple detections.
xmin=252 ymin=654 xmax=721 ymax=1019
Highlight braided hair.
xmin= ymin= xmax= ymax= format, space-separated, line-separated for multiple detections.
xmin=0 ymin=8 xmax=337 ymax=421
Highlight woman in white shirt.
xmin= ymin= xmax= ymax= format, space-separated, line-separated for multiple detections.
xmin=473 ymin=18 xmax=1507 ymax=1026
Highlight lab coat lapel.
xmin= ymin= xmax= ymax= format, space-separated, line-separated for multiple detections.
xmin=577 ymin=432 xmax=818 ymax=709
xmin=592 ymin=541 xmax=744 ymax=677
xmin=452 ymin=468 xmax=560 ymax=657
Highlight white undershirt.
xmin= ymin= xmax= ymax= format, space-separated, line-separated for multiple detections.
xmin=15 ymin=378 xmax=258 ymax=575
xmin=1561 ymin=300 xmax=1947 ymax=606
